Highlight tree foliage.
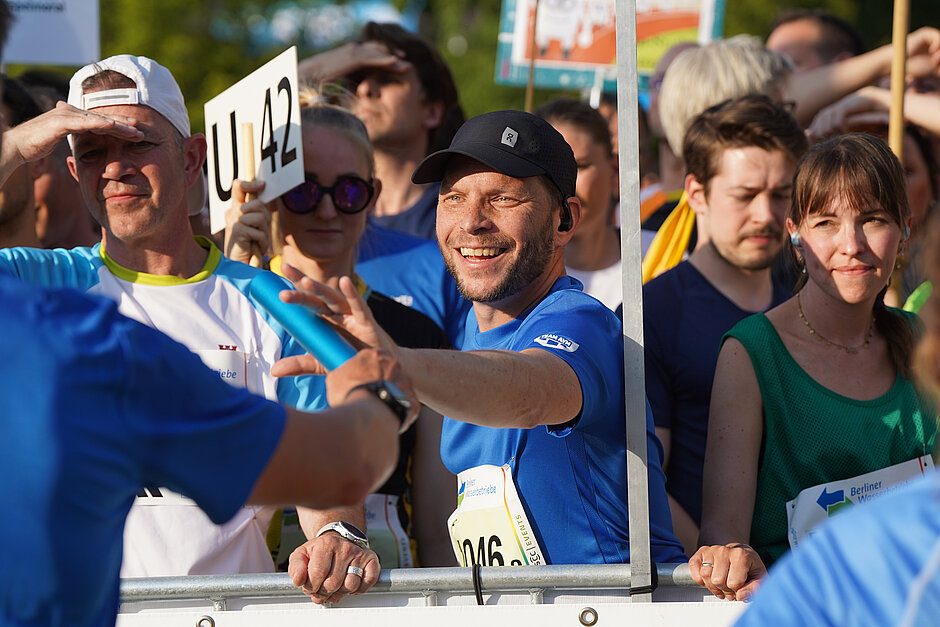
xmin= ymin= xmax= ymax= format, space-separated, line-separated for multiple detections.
xmin=10 ymin=1 xmax=939 ymax=130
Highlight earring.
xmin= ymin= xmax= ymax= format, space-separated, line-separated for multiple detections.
xmin=790 ymin=232 xmax=801 ymax=248
xmin=902 ymin=224 xmax=911 ymax=241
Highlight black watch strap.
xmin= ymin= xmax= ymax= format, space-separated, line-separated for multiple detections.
xmin=348 ymin=380 xmax=410 ymax=425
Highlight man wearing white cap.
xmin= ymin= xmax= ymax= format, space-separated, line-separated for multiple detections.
xmin=0 ymin=55 xmax=377 ymax=600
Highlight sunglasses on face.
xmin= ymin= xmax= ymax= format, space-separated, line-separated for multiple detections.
xmin=281 ymin=175 xmax=375 ymax=215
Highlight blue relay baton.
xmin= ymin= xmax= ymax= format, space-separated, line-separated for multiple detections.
xmin=248 ymin=271 xmax=357 ymax=371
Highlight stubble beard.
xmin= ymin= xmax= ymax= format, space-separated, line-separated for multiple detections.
xmin=442 ymin=223 xmax=556 ymax=304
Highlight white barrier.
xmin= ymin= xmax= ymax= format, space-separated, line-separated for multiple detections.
xmin=117 ymin=564 xmax=746 ymax=626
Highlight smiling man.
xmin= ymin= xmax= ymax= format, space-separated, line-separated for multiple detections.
xmin=643 ymin=95 xmax=808 ymax=553
xmin=0 ymin=54 xmax=376 ymax=599
xmin=279 ymin=110 xmax=685 ymax=566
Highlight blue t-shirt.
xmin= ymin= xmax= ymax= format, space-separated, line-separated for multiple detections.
xmin=357 ymin=220 xmax=471 ymax=346
xmin=736 ymin=470 xmax=940 ymax=626
xmin=369 ymin=183 xmax=439 ymax=240
xmin=643 ymin=262 xmax=790 ymax=524
xmin=441 ymin=276 xmax=685 ymax=565
xmin=0 ymin=273 xmax=286 ymax=627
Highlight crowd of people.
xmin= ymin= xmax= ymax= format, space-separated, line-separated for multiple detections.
xmin=2 ymin=2 xmax=940 ymax=625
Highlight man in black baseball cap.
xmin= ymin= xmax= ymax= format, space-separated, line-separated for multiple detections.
xmin=412 ymin=109 xmax=579 ymax=307
xmin=281 ymin=109 xmax=684 ymax=566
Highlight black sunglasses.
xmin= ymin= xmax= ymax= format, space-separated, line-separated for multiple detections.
xmin=281 ymin=175 xmax=375 ymax=215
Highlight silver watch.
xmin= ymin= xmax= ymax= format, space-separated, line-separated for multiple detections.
xmin=315 ymin=521 xmax=370 ymax=550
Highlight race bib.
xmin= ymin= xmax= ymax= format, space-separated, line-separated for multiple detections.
xmin=365 ymin=493 xmax=413 ymax=568
xmin=448 ymin=464 xmax=545 ymax=567
xmin=786 ymin=455 xmax=934 ymax=548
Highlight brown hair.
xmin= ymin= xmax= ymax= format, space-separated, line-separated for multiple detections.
xmin=80 ymin=68 xmax=136 ymax=93
xmin=534 ymin=97 xmax=613 ymax=159
xmin=359 ymin=22 xmax=464 ymax=154
xmin=683 ymin=94 xmax=808 ymax=195
xmin=791 ymin=133 xmax=914 ymax=376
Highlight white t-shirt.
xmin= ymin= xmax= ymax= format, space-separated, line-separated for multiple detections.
xmin=566 ymin=260 xmax=622 ymax=312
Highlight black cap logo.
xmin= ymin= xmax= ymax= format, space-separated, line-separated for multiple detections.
xmin=501 ymin=126 xmax=518 ymax=148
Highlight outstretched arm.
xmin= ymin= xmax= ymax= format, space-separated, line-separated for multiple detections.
xmin=808 ymin=86 xmax=940 ymax=139
xmin=272 ymin=271 xmax=584 ymax=429
xmin=785 ymin=26 xmax=940 ymax=126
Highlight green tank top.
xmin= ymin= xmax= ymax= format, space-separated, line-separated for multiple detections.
xmin=726 ymin=313 xmax=937 ymax=567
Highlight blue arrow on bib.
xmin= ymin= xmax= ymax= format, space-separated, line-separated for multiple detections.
xmin=816 ymin=487 xmax=845 ymax=512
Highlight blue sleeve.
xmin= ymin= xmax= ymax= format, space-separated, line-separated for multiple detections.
xmin=118 ymin=317 xmax=287 ymax=524
xmin=275 ymin=331 xmax=328 ymax=412
xmin=514 ymin=292 xmax=623 ymax=434
xmin=229 ymin=267 xmax=328 ymax=413
xmin=736 ymin=476 xmax=940 ymax=627
xmin=0 ymin=246 xmax=101 ymax=290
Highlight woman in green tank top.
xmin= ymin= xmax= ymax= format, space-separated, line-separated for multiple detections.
xmin=690 ymin=134 xmax=938 ymax=602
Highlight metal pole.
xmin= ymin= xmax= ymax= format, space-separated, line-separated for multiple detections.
xmin=614 ymin=0 xmax=653 ymax=603
xmin=120 ymin=564 xmax=702 ymax=603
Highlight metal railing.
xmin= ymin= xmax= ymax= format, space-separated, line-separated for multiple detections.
xmin=120 ymin=563 xmax=700 ymax=606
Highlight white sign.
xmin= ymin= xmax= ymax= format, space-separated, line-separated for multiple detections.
xmin=5 ymin=0 xmax=100 ymax=65
xmin=204 ymin=47 xmax=304 ymax=234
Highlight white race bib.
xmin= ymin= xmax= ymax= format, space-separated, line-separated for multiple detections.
xmin=448 ymin=464 xmax=545 ymax=567
xmin=786 ymin=455 xmax=934 ymax=549
xmin=365 ymin=493 xmax=413 ymax=568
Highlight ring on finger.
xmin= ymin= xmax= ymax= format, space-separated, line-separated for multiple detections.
xmin=347 ymin=565 xmax=364 ymax=577
xmin=701 ymin=562 xmax=714 ymax=567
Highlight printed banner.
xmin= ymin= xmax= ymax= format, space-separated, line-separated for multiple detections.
xmin=494 ymin=0 xmax=725 ymax=92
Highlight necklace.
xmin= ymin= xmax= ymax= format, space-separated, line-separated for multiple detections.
xmin=797 ymin=292 xmax=875 ymax=354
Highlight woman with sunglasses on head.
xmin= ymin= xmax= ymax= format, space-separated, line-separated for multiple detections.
xmin=225 ymin=88 xmax=456 ymax=603
xmin=689 ymin=133 xmax=938 ymax=603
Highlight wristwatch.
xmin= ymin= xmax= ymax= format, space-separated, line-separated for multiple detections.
xmin=349 ymin=380 xmax=412 ymax=425
xmin=315 ymin=521 xmax=370 ymax=550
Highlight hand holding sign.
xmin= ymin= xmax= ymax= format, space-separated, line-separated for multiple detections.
xmin=224 ymin=178 xmax=272 ymax=266
xmin=206 ymin=46 xmax=304 ymax=235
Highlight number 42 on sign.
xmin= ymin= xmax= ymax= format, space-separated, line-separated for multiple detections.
xmin=204 ymin=46 xmax=304 ymax=234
